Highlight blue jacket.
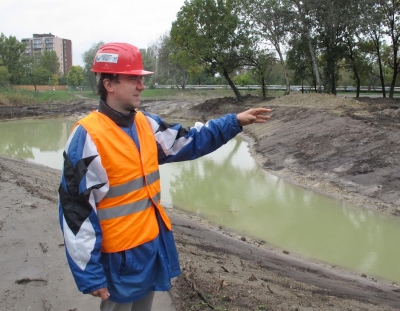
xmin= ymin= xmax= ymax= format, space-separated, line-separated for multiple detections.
xmin=58 ymin=99 xmax=242 ymax=303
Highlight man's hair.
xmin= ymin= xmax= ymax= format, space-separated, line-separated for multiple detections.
xmin=96 ymin=73 xmax=120 ymax=99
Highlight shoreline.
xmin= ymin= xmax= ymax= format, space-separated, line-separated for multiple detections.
xmin=140 ymin=97 xmax=400 ymax=218
xmin=1 ymin=155 xmax=399 ymax=310
xmin=1 ymin=93 xmax=400 ymax=310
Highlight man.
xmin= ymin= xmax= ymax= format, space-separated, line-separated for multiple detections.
xmin=58 ymin=42 xmax=271 ymax=311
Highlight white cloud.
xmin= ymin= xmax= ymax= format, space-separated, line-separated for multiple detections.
xmin=1 ymin=0 xmax=185 ymax=66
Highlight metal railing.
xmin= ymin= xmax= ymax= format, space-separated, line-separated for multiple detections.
xmin=151 ymin=85 xmax=400 ymax=92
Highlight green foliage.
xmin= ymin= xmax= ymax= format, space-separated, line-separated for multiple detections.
xmin=0 ymin=34 xmax=64 ymax=87
xmin=82 ymin=41 xmax=104 ymax=92
xmin=58 ymin=74 xmax=68 ymax=85
xmin=0 ymin=87 xmax=37 ymax=105
xmin=19 ymin=54 xmax=53 ymax=89
xmin=31 ymin=67 xmax=53 ymax=86
xmin=337 ymin=67 xmax=354 ymax=88
xmin=150 ymin=33 xmax=195 ymax=88
xmin=0 ymin=65 xmax=10 ymax=87
xmin=287 ymin=35 xmax=316 ymax=86
xmin=140 ymin=47 xmax=156 ymax=73
xmin=51 ymin=74 xmax=58 ymax=86
xmin=0 ymin=0 xmax=395 ymax=98
xmin=67 ymin=66 xmax=84 ymax=87
xmin=0 ymin=88 xmax=76 ymax=105
xmin=34 ymin=90 xmax=76 ymax=102
xmin=151 ymin=33 xmax=172 ymax=85
xmin=40 ymin=50 xmax=60 ymax=75
xmin=243 ymin=0 xmax=293 ymax=94
xmin=268 ymin=63 xmax=286 ymax=85
xmin=170 ymin=0 xmax=252 ymax=100
xmin=0 ymin=33 xmax=26 ymax=84
xmin=70 ymin=0 xmax=398 ymax=98
xmin=232 ymin=73 xmax=255 ymax=86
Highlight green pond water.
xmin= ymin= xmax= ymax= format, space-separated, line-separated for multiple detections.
xmin=0 ymin=118 xmax=399 ymax=284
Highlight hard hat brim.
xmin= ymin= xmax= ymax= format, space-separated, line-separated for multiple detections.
xmin=91 ymin=69 xmax=154 ymax=75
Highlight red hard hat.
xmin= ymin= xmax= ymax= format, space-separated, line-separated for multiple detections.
xmin=91 ymin=42 xmax=153 ymax=75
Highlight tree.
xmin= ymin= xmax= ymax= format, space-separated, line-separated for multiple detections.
xmin=40 ymin=50 xmax=60 ymax=75
xmin=232 ymin=73 xmax=255 ymax=87
xmin=338 ymin=66 xmax=355 ymax=90
xmin=289 ymin=0 xmax=323 ymax=92
xmin=307 ymin=0 xmax=346 ymax=94
xmin=151 ymin=33 xmax=195 ymax=87
xmin=342 ymin=37 xmax=372 ymax=97
xmin=141 ymin=46 xmax=168 ymax=87
xmin=0 ymin=33 xmax=26 ymax=84
xmin=380 ymin=0 xmax=400 ymax=98
xmin=67 ymin=66 xmax=84 ymax=87
xmin=150 ymin=33 xmax=172 ymax=85
xmin=0 ymin=64 xmax=10 ymax=87
xmin=242 ymin=0 xmax=293 ymax=95
xmin=51 ymin=74 xmax=59 ymax=86
xmin=82 ymin=41 xmax=104 ymax=93
xmin=361 ymin=1 xmax=387 ymax=97
xmin=20 ymin=54 xmax=52 ymax=90
xmin=31 ymin=67 xmax=53 ymax=86
xmin=170 ymin=0 xmax=252 ymax=101
xmin=58 ymin=74 xmax=68 ymax=85
xmin=287 ymin=35 xmax=317 ymax=91
xmin=168 ymin=44 xmax=200 ymax=89
xmin=0 ymin=59 xmax=10 ymax=87
xmin=140 ymin=47 xmax=156 ymax=73
xmin=242 ymin=44 xmax=277 ymax=99
xmin=305 ymin=0 xmax=371 ymax=95
xmin=338 ymin=0 xmax=379 ymax=97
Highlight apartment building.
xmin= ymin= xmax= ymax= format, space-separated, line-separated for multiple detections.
xmin=21 ymin=33 xmax=72 ymax=75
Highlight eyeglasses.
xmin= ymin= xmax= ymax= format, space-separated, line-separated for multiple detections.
xmin=125 ymin=75 xmax=144 ymax=84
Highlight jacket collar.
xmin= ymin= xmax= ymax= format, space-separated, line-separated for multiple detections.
xmin=98 ymin=98 xmax=136 ymax=128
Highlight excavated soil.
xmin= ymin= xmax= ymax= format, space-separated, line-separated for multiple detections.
xmin=141 ymin=93 xmax=400 ymax=216
xmin=0 ymin=93 xmax=400 ymax=310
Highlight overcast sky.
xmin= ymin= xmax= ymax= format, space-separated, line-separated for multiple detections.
xmin=1 ymin=0 xmax=186 ymax=66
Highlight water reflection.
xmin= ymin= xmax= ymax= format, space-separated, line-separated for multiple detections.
xmin=0 ymin=119 xmax=74 ymax=167
xmin=1 ymin=118 xmax=399 ymax=284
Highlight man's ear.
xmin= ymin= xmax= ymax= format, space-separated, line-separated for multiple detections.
xmin=103 ymin=79 xmax=114 ymax=94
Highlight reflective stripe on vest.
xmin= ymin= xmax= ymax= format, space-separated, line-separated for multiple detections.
xmin=78 ymin=110 xmax=172 ymax=253
xmin=98 ymin=192 xmax=161 ymax=220
xmin=103 ymin=170 xmax=160 ymax=199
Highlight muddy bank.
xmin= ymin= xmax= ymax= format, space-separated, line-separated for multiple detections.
xmin=0 ymin=155 xmax=399 ymax=311
xmin=140 ymin=93 xmax=400 ymax=217
xmin=1 ymin=93 xmax=400 ymax=310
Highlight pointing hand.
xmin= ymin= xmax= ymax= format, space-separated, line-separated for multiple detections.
xmin=236 ymin=108 xmax=272 ymax=126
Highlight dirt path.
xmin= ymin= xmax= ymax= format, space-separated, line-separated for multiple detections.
xmin=0 ymin=93 xmax=400 ymax=310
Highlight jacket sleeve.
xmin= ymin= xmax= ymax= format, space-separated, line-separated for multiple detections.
xmin=143 ymin=111 xmax=242 ymax=164
xmin=58 ymin=124 xmax=109 ymax=294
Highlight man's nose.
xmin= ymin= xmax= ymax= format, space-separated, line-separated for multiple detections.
xmin=137 ymin=80 xmax=145 ymax=90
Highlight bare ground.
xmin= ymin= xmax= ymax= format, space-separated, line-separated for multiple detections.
xmin=0 ymin=93 xmax=400 ymax=310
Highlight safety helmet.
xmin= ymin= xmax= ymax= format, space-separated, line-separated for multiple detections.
xmin=91 ymin=42 xmax=153 ymax=75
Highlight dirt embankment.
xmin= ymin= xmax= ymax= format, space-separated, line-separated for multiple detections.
xmin=1 ymin=93 xmax=400 ymax=310
xmin=141 ymin=93 xmax=400 ymax=216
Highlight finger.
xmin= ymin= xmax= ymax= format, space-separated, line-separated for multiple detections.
xmin=99 ymin=290 xmax=110 ymax=301
xmin=253 ymin=116 xmax=271 ymax=123
xmin=255 ymin=114 xmax=271 ymax=120
xmin=252 ymin=108 xmax=272 ymax=115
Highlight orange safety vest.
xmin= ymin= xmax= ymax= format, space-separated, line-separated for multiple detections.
xmin=78 ymin=110 xmax=172 ymax=253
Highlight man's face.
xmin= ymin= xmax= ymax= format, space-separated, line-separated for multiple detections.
xmin=109 ymin=74 xmax=145 ymax=113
